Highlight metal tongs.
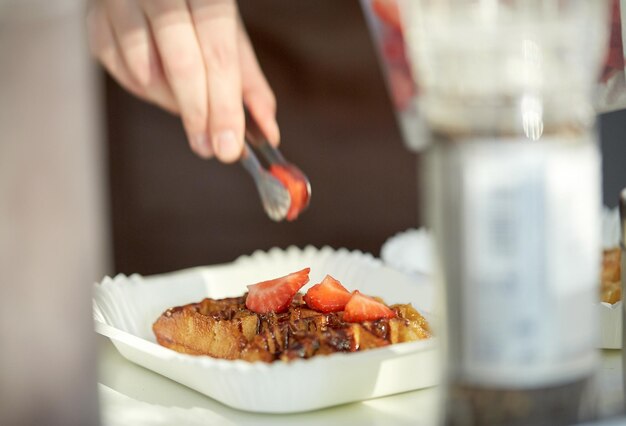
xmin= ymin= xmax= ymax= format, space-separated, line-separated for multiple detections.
xmin=240 ymin=109 xmax=311 ymax=221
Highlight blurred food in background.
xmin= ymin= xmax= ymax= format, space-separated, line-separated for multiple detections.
xmin=601 ymin=247 xmax=622 ymax=304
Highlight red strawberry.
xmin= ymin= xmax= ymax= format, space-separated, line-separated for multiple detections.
xmin=372 ymin=0 xmax=402 ymax=32
xmin=245 ymin=268 xmax=310 ymax=314
xmin=304 ymin=275 xmax=352 ymax=313
xmin=269 ymin=164 xmax=310 ymax=221
xmin=343 ymin=290 xmax=396 ymax=322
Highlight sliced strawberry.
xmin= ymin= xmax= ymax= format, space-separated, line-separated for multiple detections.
xmin=303 ymin=275 xmax=352 ymax=313
xmin=343 ymin=290 xmax=396 ymax=322
xmin=269 ymin=164 xmax=309 ymax=221
xmin=245 ymin=268 xmax=310 ymax=314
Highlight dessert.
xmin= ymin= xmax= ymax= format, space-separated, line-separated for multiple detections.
xmin=153 ymin=268 xmax=431 ymax=362
xmin=601 ymin=247 xmax=621 ymax=304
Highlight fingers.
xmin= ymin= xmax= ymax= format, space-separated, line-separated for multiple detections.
xmin=105 ymin=0 xmax=178 ymax=114
xmin=238 ymin=23 xmax=280 ymax=147
xmin=90 ymin=0 xmax=277 ymax=163
xmin=86 ymin=1 xmax=144 ymax=99
xmin=141 ymin=0 xmax=213 ymax=158
xmin=189 ymin=0 xmax=244 ymax=163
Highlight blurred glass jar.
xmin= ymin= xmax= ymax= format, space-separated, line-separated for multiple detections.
xmin=367 ymin=1 xmax=611 ymax=425
xmin=362 ymin=0 xmax=625 ymax=149
xmin=400 ymin=0 xmax=608 ymax=137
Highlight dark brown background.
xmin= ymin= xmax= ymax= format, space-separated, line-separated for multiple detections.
xmin=105 ymin=1 xmax=420 ymax=275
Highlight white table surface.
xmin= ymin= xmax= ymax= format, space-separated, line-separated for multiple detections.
xmin=98 ymin=334 xmax=625 ymax=426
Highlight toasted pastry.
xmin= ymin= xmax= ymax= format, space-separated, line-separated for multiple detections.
xmin=601 ymin=248 xmax=622 ymax=304
xmin=153 ymin=294 xmax=431 ymax=362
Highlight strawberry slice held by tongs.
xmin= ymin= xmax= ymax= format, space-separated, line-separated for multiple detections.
xmin=240 ymin=108 xmax=311 ymax=222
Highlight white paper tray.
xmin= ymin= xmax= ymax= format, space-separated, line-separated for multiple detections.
xmin=382 ymin=207 xmax=622 ymax=349
xmin=599 ymin=301 xmax=622 ymax=349
xmin=93 ymin=246 xmax=439 ymax=413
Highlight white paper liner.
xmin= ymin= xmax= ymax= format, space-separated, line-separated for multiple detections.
xmin=381 ymin=207 xmax=622 ymax=349
xmin=599 ymin=301 xmax=622 ymax=349
xmin=381 ymin=228 xmax=433 ymax=277
xmin=93 ymin=246 xmax=439 ymax=413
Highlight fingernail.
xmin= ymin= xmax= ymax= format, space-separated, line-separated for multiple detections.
xmin=267 ymin=119 xmax=281 ymax=145
xmin=214 ymin=130 xmax=241 ymax=162
xmin=194 ymin=134 xmax=212 ymax=158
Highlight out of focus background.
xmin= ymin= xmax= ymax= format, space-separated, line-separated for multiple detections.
xmin=106 ymin=0 xmax=626 ymax=276
xmin=601 ymin=109 xmax=626 ymax=206
xmin=1 ymin=0 xmax=625 ymax=424
xmin=107 ymin=0 xmax=419 ymax=275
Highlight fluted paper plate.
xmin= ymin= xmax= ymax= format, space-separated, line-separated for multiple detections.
xmin=93 ymin=246 xmax=438 ymax=413
xmin=381 ymin=227 xmax=433 ymax=277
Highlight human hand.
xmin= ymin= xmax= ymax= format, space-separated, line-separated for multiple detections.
xmin=87 ymin=0 xmax=280 ymax=162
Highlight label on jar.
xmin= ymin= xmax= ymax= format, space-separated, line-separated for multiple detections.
xmin=453 ymin=138 xmax=600 ymax=388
